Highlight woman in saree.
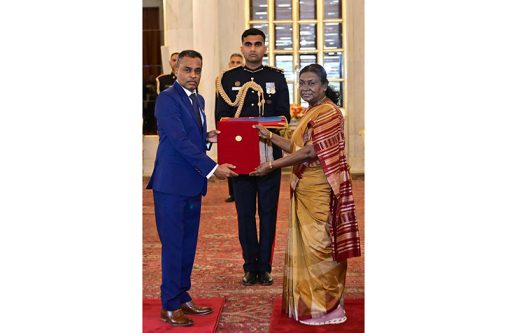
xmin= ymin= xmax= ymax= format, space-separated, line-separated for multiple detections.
xmin=250 ymin=64 xmax=361 ymax=326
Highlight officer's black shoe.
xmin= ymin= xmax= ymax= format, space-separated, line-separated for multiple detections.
xmin=225 ymin=196 xmax=235 ymax=202
xmin=258 ymin=272 xmax=273 ymax=285
xmin=242 ymin=272 xmax=257 ymax=286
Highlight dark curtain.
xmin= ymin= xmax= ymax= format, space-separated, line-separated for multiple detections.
xmin=143 ymin=7 xmax=162 ymax=134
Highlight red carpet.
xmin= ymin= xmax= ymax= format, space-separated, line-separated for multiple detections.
xmin=269 ymin=297 xmax=364 ymax=333
xmin=144 ymin=175 xmax=364 ymax=332
xmin=143 ymin=298 xmax=225 ymax=333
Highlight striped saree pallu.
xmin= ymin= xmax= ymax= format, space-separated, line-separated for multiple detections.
xmin=290 ymin=99 xmax=361 ymax=262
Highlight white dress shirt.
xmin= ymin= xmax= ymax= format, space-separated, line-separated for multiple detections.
xmin=179 ymin=84 xmax=218 ymax=179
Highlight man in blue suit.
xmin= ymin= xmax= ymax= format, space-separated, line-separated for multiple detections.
xmin=147 ymin=50 xmax=237 ymax=327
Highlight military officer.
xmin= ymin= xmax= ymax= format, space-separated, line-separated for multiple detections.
xmin=215 ymin=28 xmax=291 ymax=286
xmin=156 ymin=52 xmax=179 ymax=94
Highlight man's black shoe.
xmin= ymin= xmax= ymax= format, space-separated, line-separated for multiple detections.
xmin=225 ymin=196 xmax=235 ymax=202
xmin=241 ymin=272 xmax=257 ymax=286
xmin=258 ymin=272 xmax=273 ymax=285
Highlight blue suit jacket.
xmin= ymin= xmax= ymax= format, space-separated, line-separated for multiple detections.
xmin=147 ymin=82 xmax=216 ymax=197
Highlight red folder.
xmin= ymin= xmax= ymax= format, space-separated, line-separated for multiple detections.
xmin=217 ymin=120 xmax=260 ymax=175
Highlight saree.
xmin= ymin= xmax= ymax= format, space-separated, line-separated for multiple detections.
xmin=282 ymin=99 xmax=361 ymax=321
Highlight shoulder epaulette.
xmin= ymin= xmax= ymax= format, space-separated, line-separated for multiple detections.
xmin=155 ymin=73 xmax=169 ymax=80
xmin=220 ymin=66 xmax=242 ymax=76
xmin=263 ymin=65 xmax=284 ymax=73
xmin=216 ymin=67 xmax=238 ymax=96
xmin=155 ymin=73 xmax=169 ymax=94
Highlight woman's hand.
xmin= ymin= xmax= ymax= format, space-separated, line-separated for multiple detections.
xmin=253 ymin=124 xmax=271 ymax=140
xmin=249 ymin=162 xmax=272 ymax=176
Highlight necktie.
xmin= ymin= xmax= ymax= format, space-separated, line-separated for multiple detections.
xmin=189 ymin=93 xmax=202 ymax=128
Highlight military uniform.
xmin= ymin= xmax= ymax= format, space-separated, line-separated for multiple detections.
xmin=143 ymin=79 xmax=158 ymax=134
xmin=216 ymin=65 xmax=291 ymax=276
xmin=156 ymin=72 xmax=177 ymax=94
xmin=144 ymin=72 xmax=177 ymax=134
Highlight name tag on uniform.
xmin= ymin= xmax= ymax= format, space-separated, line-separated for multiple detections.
xmin=232 ymin=87 xmax=241 ymax=91
xmin=266 ymin=82 xmax=276 ymax=94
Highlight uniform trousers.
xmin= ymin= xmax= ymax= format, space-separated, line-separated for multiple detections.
xmin=153 ymin=191 xmax=201 ymax=311
xmin=227 ymin=178 xmax=234 ymax=198
xmin=232 ymin=169 xmax=281 ymax=273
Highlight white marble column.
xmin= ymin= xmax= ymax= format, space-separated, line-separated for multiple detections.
xmin=192 ymin=0 xmax=220 ymax=128
xmin=345 ymin=0 xmax=365 ymax=174
xmin=164 ymin=0 xmax=194 ymax=52
xmin=217 ymin=0 xmax=247 ymax=70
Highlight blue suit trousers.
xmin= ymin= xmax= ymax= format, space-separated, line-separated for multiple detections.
xmin=153 ymin=190 xmax=201 ymax=311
